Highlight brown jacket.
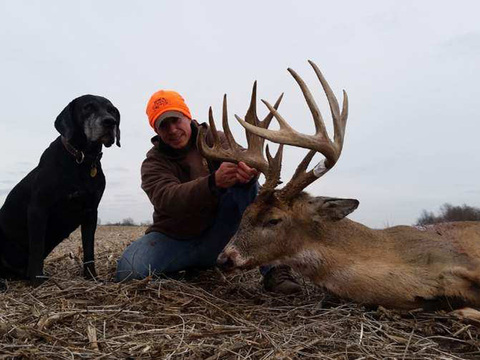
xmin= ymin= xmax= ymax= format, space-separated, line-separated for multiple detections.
xmin=141 ymin=121 xmax=226 ymax=238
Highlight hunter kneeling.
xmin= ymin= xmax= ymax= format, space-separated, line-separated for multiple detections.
xmin=116 ymin=89 xmax=301 ymax=295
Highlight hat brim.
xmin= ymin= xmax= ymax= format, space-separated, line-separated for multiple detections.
xmin=154 ymin=110 xmax=190 ymax=128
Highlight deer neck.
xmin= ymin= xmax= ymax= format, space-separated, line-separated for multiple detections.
xmin=285 ymin=218 xmax=389 ymax=283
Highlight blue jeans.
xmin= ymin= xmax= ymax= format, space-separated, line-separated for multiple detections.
xmin=116 ymin=183 xmax=268 ymax=281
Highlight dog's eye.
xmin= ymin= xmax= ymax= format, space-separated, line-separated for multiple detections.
xmin=266 ymin=218 xmax=282 ymax=226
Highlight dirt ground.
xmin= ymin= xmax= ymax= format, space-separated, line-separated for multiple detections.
xmin=0 ymin=226 xmax=479 ymax=359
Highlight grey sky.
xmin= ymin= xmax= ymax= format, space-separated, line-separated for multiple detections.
xmin=0 ymin=0 xmax=479 ymax=228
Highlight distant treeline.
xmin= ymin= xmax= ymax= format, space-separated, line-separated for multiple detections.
xmin=416 ymin=203 xmax=480 ymax=225
xmin=99 ymin=206 xmax=480 ymax=227
xmin=97 ymin=218 xmax=152 ymax=226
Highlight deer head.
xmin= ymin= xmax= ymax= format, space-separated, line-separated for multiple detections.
xmin=198 ymin=60 xmax=358 ymax=270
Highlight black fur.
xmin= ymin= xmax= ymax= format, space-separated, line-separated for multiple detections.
xmin=0 ymin=95 xmax=120 ymax=286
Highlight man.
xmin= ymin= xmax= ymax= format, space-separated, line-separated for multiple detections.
xmin=116 ymin=90 xmax=300 ymax=294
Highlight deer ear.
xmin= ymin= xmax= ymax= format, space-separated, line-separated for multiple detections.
xmin=310 ymin=197 xmax=359 ymax=221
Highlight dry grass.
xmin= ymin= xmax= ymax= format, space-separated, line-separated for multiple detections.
xmin=0 ymin=226 xmax=479 ymax=359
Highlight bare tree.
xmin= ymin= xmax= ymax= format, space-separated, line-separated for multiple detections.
xmin=417 ymin=203 xmax=480 ymax=225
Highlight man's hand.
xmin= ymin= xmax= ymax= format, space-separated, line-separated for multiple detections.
xmin=215 ymin=162 xmax=239 ymax=188
xmin=215 ymin=162 xmax=258 ymax=188
xmin=236 ymin=161 xmax=258 ymax=184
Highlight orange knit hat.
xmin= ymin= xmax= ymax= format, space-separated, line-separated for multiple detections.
xmin=146 ymin=90 xmax=192 ymax=129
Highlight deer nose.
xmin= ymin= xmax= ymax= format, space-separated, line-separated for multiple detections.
xmin=217 ymin=252 xmax=235 ymax=271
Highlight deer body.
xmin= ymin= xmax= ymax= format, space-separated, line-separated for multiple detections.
xmin=199 ymin=61 xmax=480 ymax=313
xmin=219 ymin=191 xmax=480 ymax=310
xmin=284 ymin=217 xmax=480 ymax=309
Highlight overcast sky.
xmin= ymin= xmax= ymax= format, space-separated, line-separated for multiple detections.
xmin=0 ymin=0 xmax=479 ymax=228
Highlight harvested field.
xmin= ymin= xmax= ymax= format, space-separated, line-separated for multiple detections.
xmin=0 ymin=226 xmax=479 ymax=359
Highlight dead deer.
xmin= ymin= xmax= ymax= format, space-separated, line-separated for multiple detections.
xmin=198 ymin=60 xmax=480 ymax=320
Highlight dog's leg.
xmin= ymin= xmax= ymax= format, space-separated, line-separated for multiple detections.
xmin=0 ymin=278 xmax=7 ymax=292
xmin=81 ymin=210 xmax=98 ymax=279
xmin=27 ymin=205 xmax=48 ymax=286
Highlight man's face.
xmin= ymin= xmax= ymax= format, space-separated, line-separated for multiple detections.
xmin=155 ymin=115 xmax=192 ymax=149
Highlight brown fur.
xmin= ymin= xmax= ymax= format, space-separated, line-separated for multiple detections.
xmin=219 ymin=193 xmax=480 ymax=311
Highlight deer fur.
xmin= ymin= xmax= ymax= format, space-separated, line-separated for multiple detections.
xmin=218 ymin=192 xmax=480 ymax=312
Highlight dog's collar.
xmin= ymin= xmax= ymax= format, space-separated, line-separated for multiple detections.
xmin=61 ymin=136 xmax=85 ymax=164
xmin=61 ymin=137 xmax=103 ymax=177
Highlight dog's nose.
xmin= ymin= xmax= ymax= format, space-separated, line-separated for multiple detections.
xmin=102 ymin=117 xmax=116 ymax=127
xmin=217 ymin=253 xmax=234 ymax=271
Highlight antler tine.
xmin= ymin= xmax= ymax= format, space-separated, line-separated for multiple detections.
xmin=198 ymin=90 xmax=283 ymax=175
xmin=233 ymin=61 xmax=349 ymax=201
xmin=221 ymin=95 xmax=243 ymax=152
xmin=291 ymin=149 xmax=316 ymax=180
xmin=308 ymin=60 xmax=348 ymax=154
xmin=279 ymin=150 xmax=318 ymax=200
xmin=243 ymin=82 xmax=262 ymax=151
xmin=287 ymin=66 xmax=328 ymax=138
xmin=340 ymin=90 xmax=349 ymax=141
xmin=235 ymin=61 xmax=347 ymax=164
xmin=281 ymin=62 xmax=349 ymax=201
xmin=200 ymin=62 xmax=348 ymax=199
xmin=197 ymin=106 xmax=235 ymax=164
xmin=259 ymin=92 xmax=284 ymax=130
xmin=238 ymin=97 xmax=338 ymax=165
xmin=243 ymin=82 xmax=284 ymax=147
xmin=262 ymin=144 xmax=284 ymax=191
xmin=231 ymin=82 xmax=284 ymax=188
xmin=209 ymin=106 xmax=220 ymax=144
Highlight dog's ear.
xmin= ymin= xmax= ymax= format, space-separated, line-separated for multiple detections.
xmin=55 ymin=99 xmax=77 ymax=141
xmin=113 ymin=106 xmax=121 ymax=147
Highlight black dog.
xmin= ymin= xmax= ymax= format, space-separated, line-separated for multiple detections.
xmin=0 ymin=95 xmax=120 ymax=286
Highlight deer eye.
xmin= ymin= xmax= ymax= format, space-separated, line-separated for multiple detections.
xmin=266 ymin=218 xmax=282 ymax=226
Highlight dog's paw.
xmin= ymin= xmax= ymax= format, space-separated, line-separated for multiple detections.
xmin=83 ymin=264 xmax=97 ymax=280
xmin=0 ymin=278 xmax=7 ymax=292
xmin=29 ymin=274 xmax=49 ymax=287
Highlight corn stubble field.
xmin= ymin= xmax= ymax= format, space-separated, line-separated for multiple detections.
xmin=0 ymin=226 xmax=479 ymax=360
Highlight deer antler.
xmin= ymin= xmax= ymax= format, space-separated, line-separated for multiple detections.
xmin=197 ymin=83 xmax=284 ymax=191
xmin=235 ymin=60 xmax=349 ymax=201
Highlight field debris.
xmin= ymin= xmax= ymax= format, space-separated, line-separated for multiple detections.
xmin=0 ymin=226 xmax=479 ymax=359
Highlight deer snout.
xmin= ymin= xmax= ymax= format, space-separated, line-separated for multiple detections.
xmin=217 ymin=252 xmax=235 ymax=271
xmin=217 ymin=246 xmax=242 ymax=271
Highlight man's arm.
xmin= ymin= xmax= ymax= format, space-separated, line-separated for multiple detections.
xmin=141 ymin=159 xmax=217 ymax=218
xmin=141 ymin=152 xmax=258 ymax=218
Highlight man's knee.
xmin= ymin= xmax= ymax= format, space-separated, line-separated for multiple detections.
xmin=116 ymin=232 xmax=198 ymax=281
xmin=116 ymin=233 xmax=166 ymax=281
